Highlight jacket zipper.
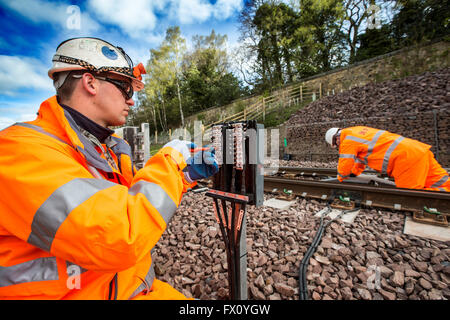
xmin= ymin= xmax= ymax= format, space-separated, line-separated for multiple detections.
xmin=108 ymin=273 xmax=118 ymax=300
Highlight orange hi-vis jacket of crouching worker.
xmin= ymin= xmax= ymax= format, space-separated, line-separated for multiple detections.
xmin=337 ymin=126 xmax=449 ymax=192
xmin=0 ymin=96 xmax=195 ymax=299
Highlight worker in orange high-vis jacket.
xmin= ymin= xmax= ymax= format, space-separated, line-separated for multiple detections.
xmin=0 ymin=37 xmax=218 ymax=300
xmin=325 ymin=126 xmax=449 ymax=192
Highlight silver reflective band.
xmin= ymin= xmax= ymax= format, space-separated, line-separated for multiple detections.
xmin=14 ymin=122 xmax=69 ymax=146
xmin=129 ymin=262 xmax=156 ymax=299
xmin=129 ymin=181 xmax=177 ymax=224
xmin=364 ymin=130 xmax=385 ymax=164
xmin=355 ymin=158 xmax=367 ymax=165
xmin=344 ymin=136 xmax=370 ymax=144
xmin=339 ymin=154 xmax=356 ymax=159
xmin=28 ymin=178 xmax=117 ymax=252
xmin=381 ymin=136 xmax=404 ymax=174
xmin=0 ymin=257 xmax=58 ymax=287
xmin=344 ymin=130 xmax=386 ymax=164
xmin=338 ymin=173 xmax=350 ymax=179
xmin=431 ymin=175 xmax=448 ymax=188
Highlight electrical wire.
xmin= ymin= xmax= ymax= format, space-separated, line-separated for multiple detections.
xmin=298 ymin=205 xmax=361 ymax=300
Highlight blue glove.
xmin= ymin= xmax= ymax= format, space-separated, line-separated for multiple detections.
xmin=184 ymin=147 xmax=219 ymax=182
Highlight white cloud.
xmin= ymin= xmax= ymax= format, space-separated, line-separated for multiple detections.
xmin=0 ymin=0 xmax=100 ymax=32
xmin=0 ymin=117 xmax=15 ymax=130
xmin=0 ymin=55 xmax=53 ymax=95
xmin=88 ymin=0 xmax=159 ymax=36
xmin=0 ymin=102 xmax=39 ymax=130
xmin=213 ymin=0 xmax=243 ymax=20
xmin=175 ymin=0 xmax=243 ymax=24
xmin=177 ymin=0 xmax=213 ymax=24
xmin=88 ymin=0 xmax=243 ymax=36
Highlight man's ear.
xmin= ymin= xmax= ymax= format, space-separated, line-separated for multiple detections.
xmin=81 ymin=73 xmax=98 ymax=96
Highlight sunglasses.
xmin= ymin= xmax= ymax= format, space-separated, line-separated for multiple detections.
xmin=95 ymin=76 xmax=134 ymax=100
xmin=72 ymin=73 xmax=134 ymax=100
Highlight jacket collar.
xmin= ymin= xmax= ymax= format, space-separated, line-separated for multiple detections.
xmin=38 ymin=96 xmax=119 ymax=173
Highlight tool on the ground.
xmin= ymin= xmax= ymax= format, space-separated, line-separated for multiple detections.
xmin=205 ymin=120 xmax=264 ymax=300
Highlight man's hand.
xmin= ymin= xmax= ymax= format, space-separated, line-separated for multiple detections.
xmin=184 ymin=146 xmax=219 ymax=183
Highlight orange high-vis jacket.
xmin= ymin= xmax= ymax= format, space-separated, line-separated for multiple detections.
xmin=337 ymin=126 xmax=449 ymax=191
xmin=0 ymin=96 xmax=195 ymax=299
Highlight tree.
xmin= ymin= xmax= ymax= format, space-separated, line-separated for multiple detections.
xmin=164 ymin=27 xmax=187 ymax=127
xmin=182 ymin=30 xmax=244 ymax=111
xmin=391 ymin=0 xmax=450 ymax=47
xmin=297 ymin=0 xmax=347 ymax=73
xmin=342 ymin=0 xmax=371 ymax=63
xmin=253 ymin=2 xmax=299 ymax=86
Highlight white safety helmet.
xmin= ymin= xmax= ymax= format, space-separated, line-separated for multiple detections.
xmin=325 ymin=128 xmax=340 ymax=147
xmin=48 ymin=37 xmax=146 ymax=91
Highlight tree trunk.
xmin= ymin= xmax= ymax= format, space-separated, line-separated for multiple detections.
xmin=150 ymin=104 xmax=157 ymax=130
xmin=161 ymin=95 xmax=168 ymax=132
xmin=176 ymin=78 xmax=184 ymax=127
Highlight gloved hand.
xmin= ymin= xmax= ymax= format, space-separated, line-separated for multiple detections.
xmin=183 ymin=146 xmax=219 ymax=183
xmin=162 ymin=139 xmax=195 ymax=167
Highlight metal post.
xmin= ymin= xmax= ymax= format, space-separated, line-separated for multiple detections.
xmin=239 ymin=214 xmax=247 ymax=299
xmin=141 ymin=123 xmax=150 ymax=163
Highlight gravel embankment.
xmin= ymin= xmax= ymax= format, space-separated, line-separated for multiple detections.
xmin=153 ymin=191 xmax=450 ymax=300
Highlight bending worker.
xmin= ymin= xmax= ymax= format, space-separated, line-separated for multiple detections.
xmin=325 ymin=126 xmax=449 ymax=191
xmin=0 ymin=37 xmax=218 ymax=299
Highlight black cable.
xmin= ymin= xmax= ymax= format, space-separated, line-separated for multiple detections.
xmin=298 ymin=205 xmax=360 ymax=300
xmin=298 ymin=207 xmax=328 ymax=300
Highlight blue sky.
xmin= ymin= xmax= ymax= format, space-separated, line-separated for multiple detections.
xmin=0 ymin=0 xmax=244 ymax=129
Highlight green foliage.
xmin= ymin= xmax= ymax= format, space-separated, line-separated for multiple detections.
xmin=134 ymin=28 xmax=245 ymax=133
xmin=131 ymin=1 xmax=450 ymax=133
xmin=354 ymin=0 xmax=450 ymax=62
xmin=354 ymin=25 xmax=396 ymax=62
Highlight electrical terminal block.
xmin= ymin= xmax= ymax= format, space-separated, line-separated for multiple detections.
xmin=212 ymin=125 xmax=223 ymax=166
xmin=233 ymin=123 xmax=244 ymax=170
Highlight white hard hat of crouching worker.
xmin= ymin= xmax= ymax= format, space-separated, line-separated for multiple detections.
xmin=325 ymin=127 xmax=340 ymax=148
xmin=48 ymin=37 xmax=146 ymax=91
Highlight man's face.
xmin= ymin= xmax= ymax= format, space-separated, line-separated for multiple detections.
xmin=95 ymin=73 xmax=134 ymax=127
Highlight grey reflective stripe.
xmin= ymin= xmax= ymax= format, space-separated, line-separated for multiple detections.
xmin=364 ymin=130 xmax=385 ymax=164
xmin=14 ymin=121 xmax=112 ymax=174
xmin=345 ymin=136 xmax=370 ymax=144
xmin=356 ymin=158 xmax=367 ymax=165
xmin=129 ymin=181 xmax=178 ymax=224
xmin=14 ymin=122 xmax=70 ymax=146
xmin=129 ymin=262 xmax=156 ymax=299
xmin=381 ymin=136 xmax=405 ymax=174
xmin=63 ymin=110 xmax=113 ymax=173
xmin=344 ymin=130 xmax=386 ymax=164
xmin=0 ymin=257 xmax=58 ymax=287
xmin=339 ymin=154 xmax=356 ymax=159
xmin=28 ymin=178 xmax=117 ymax=252
xmin=338 ymin=173 xmax=349 ymax=179
xmin=431 ymin=175 xmax=449 ymax=188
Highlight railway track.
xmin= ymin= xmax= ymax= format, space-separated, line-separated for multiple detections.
xmin=263 ymin=167 xmax=450 ymax=225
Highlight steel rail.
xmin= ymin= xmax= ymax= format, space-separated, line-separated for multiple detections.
xmin=264 ymin=176 xmax=450 ymax=215
xmin=265 ymin=166 xmax=380 ymax=176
